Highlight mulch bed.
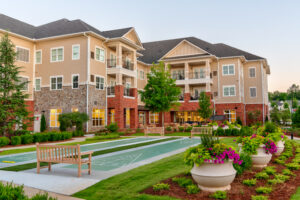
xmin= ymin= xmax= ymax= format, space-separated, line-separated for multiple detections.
xmin=143 ymin=145 xmax=300 ymax=200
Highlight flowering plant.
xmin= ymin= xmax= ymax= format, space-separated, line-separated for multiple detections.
xmin=264 ymin=139 xmax=277 ymax=154
xmin=239 ymin=134 xmax=277 ymax=155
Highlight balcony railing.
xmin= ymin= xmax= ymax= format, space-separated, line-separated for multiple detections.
xmin=107 ymin=59 xmax=117 ymax=68
xmin=190 ymin=95 xmax=199 ymax=101
xmin=178 ymin=95 xmax=184 ymax=101
xmin=107 ymin=86 xmax=115 ymax=95
xmin=123 ymin=60 xmax=134 ymax=71
xmin=172 ymin=73 xmax=185 ymax=80
xmin=189 ymin=72 xmax=206 ymax=79
xmin=124 ymin=88 xmax=134 ymax=97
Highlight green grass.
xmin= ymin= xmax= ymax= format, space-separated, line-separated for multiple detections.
xmin=132 ymin=132 xmax=197 ymax=137
xmin=219 ymin=137 xmax=238 ymax=150
xmin=291 ymin=187 xmax=300 ymax=200
xmin=1 ymin=138 xmax=176 ymax=172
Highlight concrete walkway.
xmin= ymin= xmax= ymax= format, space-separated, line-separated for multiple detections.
xmin=1 ymin=181 xmax=83 ymax=200
xmin=0 ymin=134 xmax=94 ymax=151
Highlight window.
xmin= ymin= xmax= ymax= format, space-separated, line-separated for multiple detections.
xmin=149 ymin=112 xmax=159 ymax=124
xmin=16 ymin=47 xmax=29 ymax=62
xmin=19 ymin=76 xmax=29 ymax=91
xmin=222 ymin=64 xmax=235 ymax=75
xmin=224 ymin=110 xmax=236 ymax=123
xmin=95 ymin=47 xmax=105 ymax=62
xmin=139 ymin=111 xmax=145 ymax=124
xmin=50 ymin=109 xmax=62 ymax=127
xmin=140 ymin=70 xmax=144 ymax=80
xmin=250 ymin=87 xmax=257 ymax=98
xmin=109 ymin=54 xmax=116 ymax=67
xmin=109 ymin=109 xmax=115 ymax=123
xmin=35 ymin=78 xmax=41 ymax=91
xmin=50 ymin=76 xmax=63 ymax=90
xmin=51 ymin=47 xmax=63 ymax=62
xmin=35 ymin=50 xmax=42 ymax=64
xmin=92 ymin=108 xmax=105 ymax=126
xmin=72 ymin=45 xmax=80 ymax=60
xmin=249 ymin=67 xmax=256 ymax=78
xmin=194 ymin=68 xmax=205 ymax=79
xmin=223 ymin=85 xmax=236 ymax=97
xmin=72 ymin=108 xmax=78 ymax=112
xmin=96 ymin=76 xmax=104 ymax=90
xmin=72 ymin=74 xmax=79 ymax=89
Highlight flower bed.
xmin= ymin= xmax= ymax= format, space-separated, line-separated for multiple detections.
xmin=143 ymin=140 xmax=300 ymax=200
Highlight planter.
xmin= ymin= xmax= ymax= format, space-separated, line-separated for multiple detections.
xmin=275 ymin=140 xmax=285 ymax=156
xmin=251 ymin=144 xmax=272 ymax=168
xmin=191 ymin=160 xmax=236 ymax=192
xmin=213 ymin=126 xmax=218 ymax=130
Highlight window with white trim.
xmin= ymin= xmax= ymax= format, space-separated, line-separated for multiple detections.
xmin=224 ymin=110 xmax=236 ymax=123
xmin=51 ymin=47 xmax=63 ymax=62
xmin=222 ymin=64 xmax=235 ymax=75
xmin=140 ymin=70 xmax=144 ymax=80
xmin=250 ymin=87 xmax=257 ymax=97
xmin=92 ymin=108 xmax=105 ymax=126
xmin=50 ymin=109 xmax=62 ymax=127
xmin=51 ymin=76 xmax=63 ymax=90
xmin=249 ymin=67 xmax=256 ymax=78
xmin=223 ymin=86 xmax=236 ymax=97
xmin=35 ymin=50 xmax=42 ymax=64
xmin=72 ymin=75 xmax=79 ymax=89
xmin=149 ymin=112 xmax=159 ymax=124
xmin=95 ymin=47 xmax=105 ymax=62
xmin=19 ymin=77 xmax=29 ymax=91
xmin=96 ymin=76 xmax=104 ymax=90
xmin=16 ymin=47 xmax=29 ymax=62
xmin=35 ymin=78 xmax=41 ymax=91
xmin=72 ymin=45 xmax=80 ymax=60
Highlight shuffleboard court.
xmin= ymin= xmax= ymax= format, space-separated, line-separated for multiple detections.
xmin=0 ymin=137 xmax=160 ymax=167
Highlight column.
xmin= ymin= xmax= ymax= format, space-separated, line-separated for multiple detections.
xmin=184 ymin=62 xmax=189 ymax=80
xmin=133 ymin=51 xmax=137 ymax=88
xmin=116 ymin=44 xmax=122 ymax=67
xmin=116 ymin=73 xmax=123 ymax=85
xmin=205 ymin=60 xmax=211 ymax=92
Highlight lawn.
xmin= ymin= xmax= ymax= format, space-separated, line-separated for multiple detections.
xmin=131 ymin=132 xmax=198 ymax=137
xmin=73 ymin=137 xmax=237 ymax=200
xmin=291 ymin=187 xmax=300 ymax=200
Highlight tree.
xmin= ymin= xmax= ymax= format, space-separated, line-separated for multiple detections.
xmin=270 ymin=107 xmax=281 ymax=124
xmin=58 ymin=112 xmax=89 ymax=132
xmin=198 ymin=91 xmax=212 ymax=123
xmin=287 ymin=84 xmax=299 ymax=100
xmin=139 ymin=62 xmax=181 ymax=130
xmin=0 ymin=34 xmax=32 ymax=136
xmin=283 ymin=102 xmax=289 ymax=109
xmin=292 ymin=98 xmax=298 ymax=109
xmin=292 ymin=106 xmax=300 ymax=127
xmin=281 ymin=108 xmax=291 ymax=125
xmin=40 ymin=113 xmax=46 ymax=132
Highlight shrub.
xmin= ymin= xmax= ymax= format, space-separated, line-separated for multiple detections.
xmin=236 ymin=117 xmax=243 ymax=125
xmin=282 ymin=168 xmax=296 ymax=176
xmin=33 ymin=133 xmax=48 ymax=143
xmin=267 ymin=178 xmax=284 ymax=185
xmin=72 ymin=130 xmax=84 ymax=137
xmin=40 ymin=114 xmax=47 ymax=132
xmin=152 ymin=183 xmax=170 ymax=191
xmin=286 ymin=163 xmax=300 ymax=170
xmin=274 ymin=174 xmax=290 ymax=181
xmin=178 ymin=126 xmax=185 ymax=132
xmin=31 ymin=193 xmax=57 ymax=200
xmin=216 ymin=127 xmax=225 ymax=136
xmin=255 ymin=172 xmax=269 ymax=180
xmin=185 ymin=126 xmax=193 ymax=132
xmin=21 ymin=134 xmax=33 ymax=144
xmin=136 ymin=128 xmax=142 ymax=133
xmin=106 ymin=123 xmax=119 ymax=133
xmin=243 ymin=179 xmax=257 ymax=186
xmin=263 ymin=166 xmax=276 ymax=175
xmin=233 ymin=153 xmax=252 ymax=175
xmin=0 ymin=182 xmax=27 ymax=200
xmin=186 ymin=184 xmax=200 ymax=194
xmin=251 ymin=195 xmax=268 ymax=200
xmin=86 ymin=134 xmax=120 ymax=141
xmin=209 ymin=191 xmax=227 ymax=199
xmin=173 ymin=127 xmax=177 ymax=132
xmin=264 ymin=121 xmax=277 ymax=133
xmin=255 ymin=187 xmax=272 ymax=194
xmin=14 ymin=130 xmax=30 ymax=136
xmin=240 ymin=126 xmax=253 ymax=136
xmin=11 ymin=136 xmax=21 ymax=146
xmin=231 ymin=128 xmax=240 ymax=136
xmin=48 ymin=132 xmax=61 ymax=141
xmin=0 ymin=137 xmax=10 ymax=147
xmin=58 ymin=112 xmax=89 ymax=132
xmin=172 ymin=177 xmax=193 ymax=188
xmin=61 ymin=132 xmax=72 ymax=140
xmin=224 ymin=128 xmax=232 ymax=136
xmin=166 ymin=126 xmax=172 ymax=132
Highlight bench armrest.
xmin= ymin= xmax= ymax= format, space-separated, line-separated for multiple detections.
xmin=81 ymin=151 xmax=94 ymax=156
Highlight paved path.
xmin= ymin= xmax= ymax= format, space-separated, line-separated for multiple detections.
xmin=0 ymin=134 xmax=95 ymax=151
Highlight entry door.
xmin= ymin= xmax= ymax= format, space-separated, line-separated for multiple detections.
xmin=34 ymin=114 xmax=41 ymax=133
xmin=124 ymin=108 xmax=130 ymax=128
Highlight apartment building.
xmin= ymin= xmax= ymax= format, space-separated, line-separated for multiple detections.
xmin=0 ymin=14 xmax=270 ymax=132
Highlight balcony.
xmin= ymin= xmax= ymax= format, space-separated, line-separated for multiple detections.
xmin=189 ymin=72 xmax=205 ymax=79
xmin=107 ymin=59 xmax=117 ymax=68
xmin=178 ymin=95 xmax=184 ymax=101
xmin=123 ymin=59 xmax=134 ymax=71
xmin=172 ymin=73 xmax=185 ymax=80
xmin=190 ymin=95 xmax=199 ymax=101
xmin=124 ymin=88 xmax=134 ymax=97
xmin=107 ymin=86 xmax=115 ymax=96
xmin=106 ymin=58 xmax=136 ymax=77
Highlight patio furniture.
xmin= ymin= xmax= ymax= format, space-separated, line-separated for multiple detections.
xmin=144 ymin=126 xmax=164 ymax=136
xmin=191 ymin=127 xmax=212 ymax=138
xmin=36 ymin=143 xmax=93 ymax=177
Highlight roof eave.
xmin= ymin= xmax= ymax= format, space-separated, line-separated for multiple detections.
xmin=0 ymin=29 xmax=34 ymax=41
xmin=106 ymin=37 xmax=144 ymax=50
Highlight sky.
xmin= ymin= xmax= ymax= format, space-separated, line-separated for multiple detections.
xmin=1 ymin=0 xmax=299 ymax=92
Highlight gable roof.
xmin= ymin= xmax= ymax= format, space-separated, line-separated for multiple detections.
xmin=138 ymin=37 xmax=264 ymax=64
xmin=101 ymin=27 xmax=133 ymax=38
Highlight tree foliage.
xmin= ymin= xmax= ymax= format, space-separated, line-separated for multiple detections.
xmin=40 ymin=113 xmax=46 ymax=132
xmin=292 ymin=106 xmax=300 ymax=127
xmin=198 ymin=91 xmax=212 ymax=122
xmin=247 ymin=110 xmax=261 ymax=125
xmin=139 ymin=62 xmax=181 ymax=125
xmin=0 ymin=34 xmax=32 ymax=136
xmin=270 ymin=107 xmax=281 ymax=124
xmin=58 ymin=112 xmax=89 ymax=132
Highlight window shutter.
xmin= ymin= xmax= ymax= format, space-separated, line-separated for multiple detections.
xmin=213 ymin=71 xmax=217 ymax=76
xmin=91 ymin=51 xmax=94 ymax=59
xmin=214 ymin=92 xmax=218 ymax=97
xmin=90 ymin=75 xmax=94 ymax=82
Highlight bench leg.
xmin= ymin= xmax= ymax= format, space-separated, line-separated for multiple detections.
xmin=37 ymin=161 xmax=40 ymax=174
xmin=48 ymin=162 xmax=51 ymax=171
xmin=88 ymin=163 xmax=91 ymax=175
xmin=78 ymin=164 xmax=81 ymax=177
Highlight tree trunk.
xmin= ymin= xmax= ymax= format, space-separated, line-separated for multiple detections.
xmin=162 ymin=112 xmax=165 ymax=134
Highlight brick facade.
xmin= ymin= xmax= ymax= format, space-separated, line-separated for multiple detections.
xmin=25 ymin=100 xmax=34 ymax=131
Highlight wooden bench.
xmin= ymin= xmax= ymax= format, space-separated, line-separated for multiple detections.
xmin=191 ymin=127 xmax=212 ymax=138
xmin=144 ymin=126 xmax=164 ymax=137
xmin=36 ymin=143 xmax=93 ymax=177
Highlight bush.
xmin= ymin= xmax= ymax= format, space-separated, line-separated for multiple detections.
xmin=86 ymin=134 xmax=120 ymax=141
xmin=61 ymin=132 xmax=72 ymax=140
xmin=240 ymin=126 xmax=253 ymax=136
xmin=152 ymin=183 xmax=170 ymax=191
xmin=33 ymin=133 xmax=49 ymax=143
xmin=21 ymin=134 xmax=33 ymax=144
xmin=31 ymin=193 xmax=57 ymax=200
xmin=186 ymin=184 xmax=200 ymax=194
xmin=267 ymin=178 xmax=284 ymax=185
xmin=0 ymin=182 xmax=27 ymax=200
xmin=292 ymin=106 xmax=300 ymax=127
xmin=72 ymin=130 xmax=84 ymax=137
xmin=185 ymin=126 xmax=193 ymax=132
xmin=48 ymin=132 xmax=61 ymax=141
xmin=224 ymin=128 xmax=232 ymax=136
xmin=282 ymin=169 xmax=295 ymax=176
xmin=11 ymin=136 xmax=21 ymax=146
xmin=255 ymin=172 xmax=269 ymax=180
xmin=255 ymin=187 xmax=272 ymax=194
xmin=178 ymin=126 xmax=185 ymax=132
xmin=106 ymin=123 xmax=119 ymax=133
xmin=136 ymin=128 xmax=142 ymax=133
xmin=0 ymin=137 xmax=10 ymax=147
xmin=166 ymin=126 xmax=172 ymax=132
xmin=40 ymin=114 xmax=47 ymax=132
xmin=243 ymin=179 xmax=257 ymax=186
xmin=216 ymin=127 xmax=225 ymax=136
xmin=172 ymin=177 xmax=193 ymax=188
xmin=263 ymin=166 xmax=276 ymax=175
xmin=233 ymin=153 xmax=252 ymax=175
xmin=14 ymin=130 xmax=30 ymax=136
xmin=251 ymin=195 xmax=268 ymax=200
xmin=210 ymin=191 xmax=227 ymax=199
xmin=236 ymin=117 xmax=243 ymax=125
xmin=231 ymin=128 xmax=240 ymax=136
xmin=58 ymin=112 xmax=89 ymax=132
xmin=286 ymin=163 xmax=300 ymax=170
xmin=264 ymin=121 xmax=277 ymax=133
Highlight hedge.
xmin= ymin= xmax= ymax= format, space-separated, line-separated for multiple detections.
xmin=11 ymin=136 xmax=21 ymax=146
xmin=0 ymin=137 xmax=10 ymax=147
